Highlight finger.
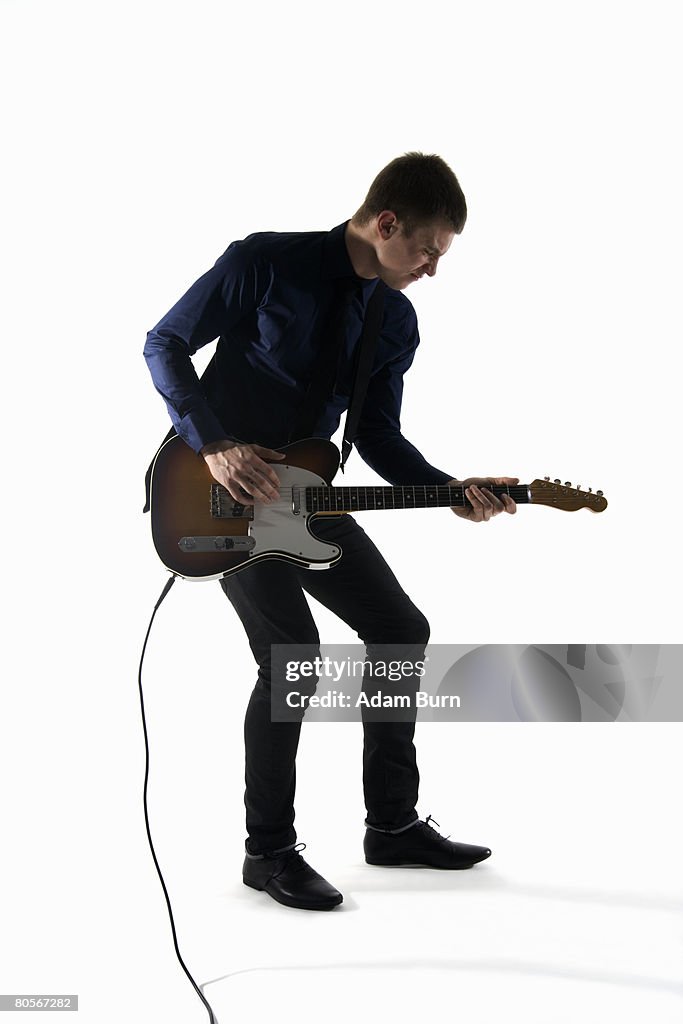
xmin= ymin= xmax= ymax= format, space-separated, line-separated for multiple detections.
xmin=466 ymin=486 xmax=491 ymax=521
xmin=252 ymin=445 xmax=286 ymax=460
xmin=481 ymin=487 xmax=507 ymax=515
xmin=234 ymin=469 xmax=277 ymax=504
xmin=472 ymin=485 xmax=502 ymax=518
xmin=225 ymin=481 xmax=255 ymax=505
xmin=486 ymin=480 xmax=520 ymax=515
xmin=464 ymin=486 xmax=482 ymax=519
xmin=247 ymin=460 xmax=281 ymax=496
xmin=502 ymin=494 xmax=517 ymax=514
xmin=240 ymin=453 xmax=282 ymax=494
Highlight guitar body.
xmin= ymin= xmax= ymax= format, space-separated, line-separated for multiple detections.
xmin=150 ymin=436 xmax=342 ymax=581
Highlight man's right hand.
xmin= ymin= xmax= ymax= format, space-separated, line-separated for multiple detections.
xmin=200 ymin=440 xmax=285 ymax=505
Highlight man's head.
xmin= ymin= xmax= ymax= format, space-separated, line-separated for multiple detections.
xmin=348 ymin=152 xmax=466 ymax=290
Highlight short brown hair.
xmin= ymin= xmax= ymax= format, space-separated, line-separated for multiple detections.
xmin=352 ymin=152 xmax=467 ymax=236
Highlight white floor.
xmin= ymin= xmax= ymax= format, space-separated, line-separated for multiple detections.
xmin=137 ymin=723 xmax=683 ymax=1023
xmin=2 ymin=578 xmax=681 ymax=1024
xmin=197 ymin=863 xmax=683 ymax=1024
xmin=2 ymin=637 xmax=681 ymax=1024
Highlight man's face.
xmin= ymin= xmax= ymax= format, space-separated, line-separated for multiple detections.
xmin=375 ymin=213 xmax=455 ymax=290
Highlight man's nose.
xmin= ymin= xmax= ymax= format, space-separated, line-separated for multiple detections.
xmin=425 ymin=257 xmax=438 ymax=277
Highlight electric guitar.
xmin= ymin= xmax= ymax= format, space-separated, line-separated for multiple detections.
xmin=149 ymin=435 xmax=607 ymax=581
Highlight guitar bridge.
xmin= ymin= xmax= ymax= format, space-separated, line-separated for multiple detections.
xmin=210 ymin=484 xmax=255 ymax=520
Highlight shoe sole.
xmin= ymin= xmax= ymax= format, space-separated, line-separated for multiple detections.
xmin=364 ymin=857 xmax=480 ymax=869
xmin=243 ymin=878 xmax=343 ymax=911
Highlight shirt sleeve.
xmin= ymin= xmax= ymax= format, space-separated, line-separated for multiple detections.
xmin=143 ymin=244 xmax=263 ymax=452
xmin=353 ymin=299 xmax=454 ymax=486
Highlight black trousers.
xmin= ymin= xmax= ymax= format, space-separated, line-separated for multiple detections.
xmin=219 ymin=514 xmax=430 ymax=854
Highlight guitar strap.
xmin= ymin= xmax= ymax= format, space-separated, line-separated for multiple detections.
xmin=339 ymin=279 xmax=386 ymax=472
xmin=287 ymin=277 xmax=386 ymax=463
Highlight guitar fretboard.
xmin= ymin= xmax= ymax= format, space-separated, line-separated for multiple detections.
xmin=305 ymin=484 xmax=530 ymax=513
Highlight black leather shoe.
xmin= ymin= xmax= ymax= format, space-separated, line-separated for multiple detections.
xmin=243 ymin=842 xmax=343 ymax=910
xmin=364 ymin=815 xmax=492 ymax=869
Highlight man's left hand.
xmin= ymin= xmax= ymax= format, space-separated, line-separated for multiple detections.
xmin=447 ymin=477 xmax=519 ymax=522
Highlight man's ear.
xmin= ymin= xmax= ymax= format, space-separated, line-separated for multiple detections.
xmin=376 ymin=210 xmax=398 ymax=239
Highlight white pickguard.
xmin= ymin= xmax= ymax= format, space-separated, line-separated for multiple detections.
xmin=248 ymin=464 xmax=341 ymax=568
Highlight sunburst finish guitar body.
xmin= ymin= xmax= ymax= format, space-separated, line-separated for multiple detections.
xmin=149 ymin=435 xmax=607 ymax=582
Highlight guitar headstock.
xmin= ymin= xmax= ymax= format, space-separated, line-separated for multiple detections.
xmin=529 ymin=478 xmax=608 ymax=512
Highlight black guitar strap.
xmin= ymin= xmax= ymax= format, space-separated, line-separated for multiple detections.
xmin=287 ymin=277 xmax=386 ymax=467
xmin=287 ymin=277 xmax=360 ymax=445
xmin=340 ymin=279 xmax=386 ymax=472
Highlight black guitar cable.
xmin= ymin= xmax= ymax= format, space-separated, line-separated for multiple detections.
xmin=137 ymin=574 xmax=218 ymax=1024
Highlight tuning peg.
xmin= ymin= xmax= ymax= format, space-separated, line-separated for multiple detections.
xmin=544 ymin=476 xmax=550 ymax=481
xmin=597 ymin=490 xmax=603 ymax=496
xmin=577 ymin=484 xmax=582 ymax=491
xmin=588 ymin=487 xmax=592 ymax=492
xmin=564 ymin=481 xmax=571 ymax=487
xmin=553 ymin=478 xmax=561 ymax=483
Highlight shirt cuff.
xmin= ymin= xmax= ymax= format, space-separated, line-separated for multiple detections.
xmin=173 ymin=407 xmax=231 ymax=454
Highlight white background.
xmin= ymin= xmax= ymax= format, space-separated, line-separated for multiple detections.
xmin=1 ymin=1 xmax=681 ymax=1022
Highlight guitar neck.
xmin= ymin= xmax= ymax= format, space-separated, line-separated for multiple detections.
xmin=306 ymin=484 xmax=530 ymax=514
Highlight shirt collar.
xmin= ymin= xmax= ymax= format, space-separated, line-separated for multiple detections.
xmin=322 ymin=221 xmax=379 ymax=294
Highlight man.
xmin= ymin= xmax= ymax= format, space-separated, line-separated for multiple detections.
xmin=144 ymin=152 xmax=517 ymax=911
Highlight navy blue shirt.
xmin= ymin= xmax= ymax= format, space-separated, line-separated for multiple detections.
xmin=143 ymin=221 xmax=452 ymax=485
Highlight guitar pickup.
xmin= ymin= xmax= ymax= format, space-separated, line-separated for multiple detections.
xmin=179 ymin=536 xmax=257 ymax=552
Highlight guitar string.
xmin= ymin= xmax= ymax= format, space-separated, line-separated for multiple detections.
xmin=212 ymin=485 xmax=600 ymax=510
xmin=215 ymin=488 xmax=545 ymax=505
xmin=213 ymin=485 xmax=588 ymax=495
xmin=213 ymin=487 xmax=587 ymax=502
xmin=212 ymin=495 xmax=601 ymax=516
xmin=216 ymin=487 xmax=533 ymax=501
xmin=216 ymin=489 xmax=536 ymax=501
